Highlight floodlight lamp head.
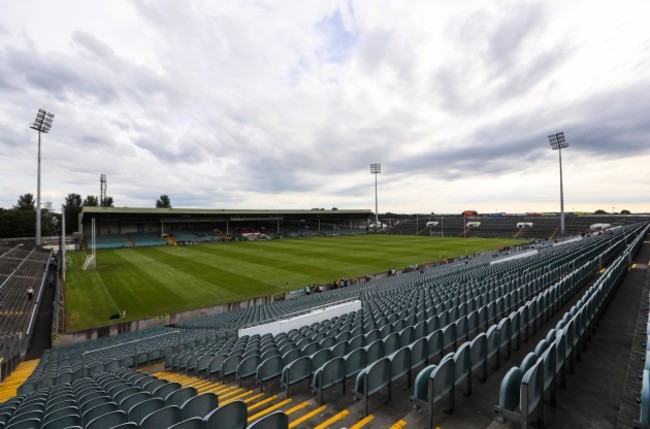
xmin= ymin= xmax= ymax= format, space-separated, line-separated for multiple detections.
xmin=370 ymin=163 xmax=381 ymax=174
xmin=30 ymin=108 xmax=54 ymax=133
xmin=548 ymin=131 xmax=568 ymax=150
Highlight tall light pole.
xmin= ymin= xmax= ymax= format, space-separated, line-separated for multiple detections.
xmin=548 ymin=131 xmax=568 ymax=235
xmin=370 ymin=163 xmax=381 ymax=232
xmin=30 ymin=108 xmax=55 ymax=246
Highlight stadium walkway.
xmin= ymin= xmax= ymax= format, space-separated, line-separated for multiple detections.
xmin=25 ymin=269 xmax=55 ymax=360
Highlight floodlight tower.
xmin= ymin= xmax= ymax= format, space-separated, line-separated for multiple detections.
xmin=100 ymin=174 xmax=107 ymax=207
xmin=548 ymin=131 xmax=568 ymax=235
xmin=30 ymin=108 xmax=55 ymax=246
xmin=370 ymin=163 xmax=381 ymax=232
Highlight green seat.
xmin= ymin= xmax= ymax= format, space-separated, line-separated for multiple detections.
xmin=85 ymin=410 xmax=127 ymax=429
xmin=140 ymin=405 xmax=182 ymax=429
xmin=354 ymin=357 xmax=391 ymax=417
xmin=453 ymin=343 xmax=471 ymax=397
xmin=181 ymin=392 xmax=218 ymax=420
xmin=246 ymin=411 xmax=288 ymax=429
xmin=280 ymin=357 xmax=311 ymax=396
xmin=204 ymin=400 xmax=247 ymax=429
xmin=311 ymin=357 xmax=346 ymax=405
xmin=256 ymin=356 xmax=284 ymax=393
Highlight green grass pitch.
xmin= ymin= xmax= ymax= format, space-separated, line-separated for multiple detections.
xmin=65 ymin=234 xmax=526 ymax=331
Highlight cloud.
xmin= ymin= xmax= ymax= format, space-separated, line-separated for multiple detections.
xmin=0 ymin=0 xmax=648 ymax=214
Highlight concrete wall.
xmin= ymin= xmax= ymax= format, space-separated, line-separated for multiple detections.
xmin=54 ymin=294 xmax=273 ymax=348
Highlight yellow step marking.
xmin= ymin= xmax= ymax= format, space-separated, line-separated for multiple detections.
xmin=289 ymin=405 xmax=327 ymax=428
xmin=212 ymin=385 xmax=238 ymax=396
xmin=285 ymin=401 xmax=310 ymax=416
xmin=240 ymin=392 xmax=265 ymax=404
xmin=350 ymin=414 xmax=375 ymax=429
xmin=197 ymin=382 xmax=227 ymax=393
xmin=218 ymin=387 xmax=246 ymax=399
xmin=247 ymin=395 xmax=278 ymax=411
xmin=247 ymin=398 xmax=292 ymax=423
xmin=220 ymin=390 xmax=256 ymax=404
xmin=314 ymin=409 xmax=350 ymax=429
xmin=389 ymin=420 xmax=408 ymax=429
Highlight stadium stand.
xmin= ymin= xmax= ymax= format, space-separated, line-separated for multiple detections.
xmin=0 ymin=246 xmax=52 ymax=383
xmin=1 ymin=220 xmax=649 ymax=428
xmin=94 ymin=235 xmax=131 ymax=249
xmin=388 ymin=214 xmax=650 ymax=240
xmin=127 ymin=233 xmax=168 ymax=248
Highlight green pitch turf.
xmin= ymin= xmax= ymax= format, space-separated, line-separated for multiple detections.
xmin=65 ymin=235 xmax=526 ymax=331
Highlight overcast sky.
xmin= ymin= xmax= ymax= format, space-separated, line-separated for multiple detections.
xmin=1 ymin=0 xmax=648 ymax=214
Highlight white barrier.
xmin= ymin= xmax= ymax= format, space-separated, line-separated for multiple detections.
xmin=490 ymin=249 xmax=538 ymax=265
xmin=238 ymin=300 xmax=362 ymax=338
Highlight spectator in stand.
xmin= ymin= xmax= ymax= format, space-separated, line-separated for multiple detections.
xmin=27 ymin=286 xmax=34 ymax=301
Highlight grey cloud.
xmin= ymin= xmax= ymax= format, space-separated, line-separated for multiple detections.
xmin=72 ymin=31 xmax=116 ymax=59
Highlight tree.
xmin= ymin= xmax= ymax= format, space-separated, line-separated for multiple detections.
xmin=156 ymin=194 xmax=172 ymax=208
xmin=102 ymin=196 xmax=114 ymax=207
xmin=620 ymin=209 xmax=631 ymax=215
xmin=594 ymin=209 xmax=607 ymax=214
xmin=0 ymin=209 xmax=35 ymax=237
xmin=14 ymin=193 xmax=35 ymax=211
xmin=63 ymin=193 xmax=83 ymax=233
xmin=83 ymin=195 xmax=99 ymax=207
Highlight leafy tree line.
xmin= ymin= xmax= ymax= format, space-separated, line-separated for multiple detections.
xmin=0 ymin=193 xmax=59 ymax=238
xmin=2 ymin=193 xmax=172 ymax=238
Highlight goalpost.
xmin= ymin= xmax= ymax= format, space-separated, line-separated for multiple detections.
xmin=82 ymin=254 xmax=95 ymax=270
xmin=83 ymin=217 xmax=97 ymax=270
